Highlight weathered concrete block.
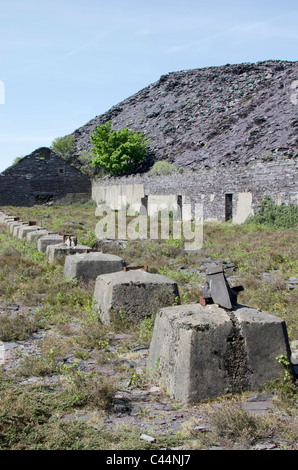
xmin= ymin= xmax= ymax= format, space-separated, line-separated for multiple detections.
xmin=63 ymin=252 xmax=125 ymax=283
xmin=234 ymin=307 xmax=292 ymax=391
xmin=2 ymin=216 xmax=16 ymax=224
xmin=13 ymin=223 xmax=27 ymax=237
xmin=46 ymin=243 xmax=91 ymax=262
xmin=148 ymin=303 xmax=292 ymax=403
xmin=8 ymin=221 xmax=23 ymax=233
xmin=26 ymin=229 xmax=52 ymax=242
xmin=18 ymin=225 xmax=44 ymax=239
xmin=37 ymin=234 xmax=64 ymax=252
xmin=94 ymin=270 xmax=180 ymax=325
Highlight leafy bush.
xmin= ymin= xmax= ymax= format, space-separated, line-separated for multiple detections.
xmin=245 ymin=196 xmax=298 ymax=229
xmin=149 ymin=161 xmax=176 ymax=176
xmin=51 ymin=135 xmax=75 ymax=162
xmin=90 ymin=121 xmax=149 ymax=176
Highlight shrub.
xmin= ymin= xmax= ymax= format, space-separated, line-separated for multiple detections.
xmin=51 ymin=135 xmax=75 ymax=162
xmin=149 ymin=161 xmax=176 ymax=176
xmin=245 ymin=196 xmax=298 ymax=229
xmin=90 ymin=121 xmax=149 ymax=176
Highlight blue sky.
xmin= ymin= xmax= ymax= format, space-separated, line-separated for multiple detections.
xmin=0 ymin=0 xmax=298 ymax=172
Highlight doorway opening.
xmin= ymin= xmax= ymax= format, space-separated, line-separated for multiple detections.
xmin=225 ymin=193 xmax=233 ymax=222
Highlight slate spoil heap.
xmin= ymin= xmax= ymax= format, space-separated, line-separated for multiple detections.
xmin=73 ymin=60 xmax=298 ymax=170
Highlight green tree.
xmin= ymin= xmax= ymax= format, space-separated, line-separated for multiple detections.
xmin=51 ymin=135 xmax=75 ymax=162
xmin=90 ymin=121 xmax=149 ymax=176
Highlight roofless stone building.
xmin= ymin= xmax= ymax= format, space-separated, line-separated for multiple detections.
xmin=0 ymin=147 xmax=91 ymax=206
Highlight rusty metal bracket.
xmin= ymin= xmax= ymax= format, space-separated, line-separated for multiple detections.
xmin=62 ymin=234 xmax=78 ymax=247
xmin=123 ymin=265 xmax=148 ymax=272
xmin=200 ymin=264 xmax=244 ymax=310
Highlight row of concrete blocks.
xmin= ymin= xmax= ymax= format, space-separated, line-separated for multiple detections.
xmin=0 ymin=211 xmax=180 ymax=326
xmin=0 ymin=210 xmax=294 ymax=402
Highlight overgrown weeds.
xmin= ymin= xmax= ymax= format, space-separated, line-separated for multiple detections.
xmin=245 ymin=196 xmax=298 ymax=230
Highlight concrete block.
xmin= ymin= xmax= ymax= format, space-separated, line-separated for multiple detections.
xmin=234 ymin=307 xmax=293 ymax=390
xmin=94 ymin=270 xmax=180 ymax=325
xmin=0 ymin=213 xmax=12 ymax=224
xmin=8 ymin=221 xmax=23 ymax=233
xmin=13 ymin=223 xmax=27 ymax=237
xmin=46 ymin=243 xmax=91 ymax=262
xmin=37 ymin=234 xmax=64 ymax=252
xmin=3 ymin=216 xmax=17 ymax=225
xmin=18 ymin=225 xmax=44 ymax=239
xmin=63 ymin=251 xmax=125 ymax=283
xmin=148 ymin=303 xmax=292 ymax=403
xmin=26 ymin=229 xmax=52 ymax=242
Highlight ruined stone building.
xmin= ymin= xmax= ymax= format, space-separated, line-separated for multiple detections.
xmin=0 ymin=147 xmax=91 ymax=206
xmin=91 ymin=156 xmax=297 ymax=223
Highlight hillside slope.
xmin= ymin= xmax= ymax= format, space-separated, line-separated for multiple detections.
xmin=72 ymin=60 xmax=298 ymax=170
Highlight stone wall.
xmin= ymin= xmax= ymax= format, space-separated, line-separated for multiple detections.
xmin=92 ymin=157 xmax=297 ymax=223
xmin=0 ymin=147 xmax=91 ymax=207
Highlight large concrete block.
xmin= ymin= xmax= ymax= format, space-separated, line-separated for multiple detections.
xmin=63 ymin=252 xmax=125 ymax=283
xmin=148 ymin=303 xmax=292 ymax=403
xmin=8 ymin=221 xmax=23 ymax=233
xmin=46 ymin=243 xmax=91 ymax=262
xmin=2 ymin=216 xmax=16 ymax=224
xmin=13 ymin=223 xmax=27 ymax=237
xmin=26 ymin=229 xmax=52 ymax=242
xmin=18 ymin=225 xmax=44 ymax=239
xmin=37 ymin=234 xmax=64 ymax=252
xmin=94 ymin=270 xmax=180 ymax=325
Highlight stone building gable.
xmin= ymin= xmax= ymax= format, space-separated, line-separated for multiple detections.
xmin=0 ymin=147 xmax=91 ymax=206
